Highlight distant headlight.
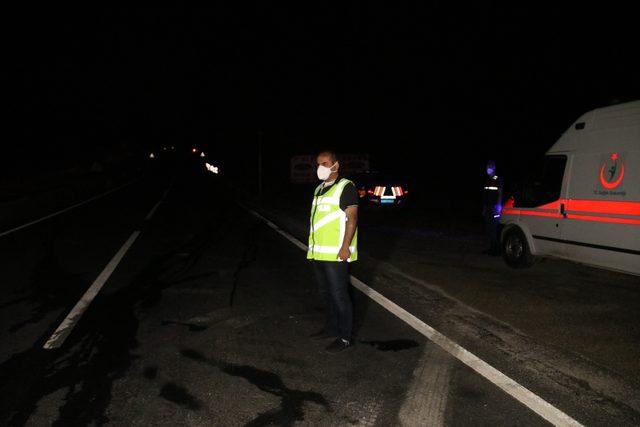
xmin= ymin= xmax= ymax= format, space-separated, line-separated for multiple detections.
xmin=205 ymin=162 xmax=219 ymax=174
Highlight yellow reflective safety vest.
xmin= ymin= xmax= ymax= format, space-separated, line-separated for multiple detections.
xmin=307 ymin=178 xmax=358 ymax=262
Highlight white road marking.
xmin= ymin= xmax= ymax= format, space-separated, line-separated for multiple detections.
xmin=246 ymin=207 xmax=584 ymax=427
xmin=145 ymin=179 xmax=175 ymax=221
xmin=398 ymin=344 xmax=452 ymax=427
xmin=0 ymin=181 xmax=135 ymax=238
xmin=43 ymin=184 xmax=173 ymax=350
xmin=247 ymin=209 xmax=308 ymax=251
xmin=145 ymin=200 xmax=163 ymax=220
xmin=144 ymin=175 xmax=177 ymax=221
xmin=43 ymin=230 xmax=141 ymax=349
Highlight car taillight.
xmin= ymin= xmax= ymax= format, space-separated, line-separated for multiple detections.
xmin=389 ymin=186 xmax=401 ymax=196
xmin=392 ymin=186 xmax=408 ymax=196
xmin=367 ymin=189 xmax=375 ymax=195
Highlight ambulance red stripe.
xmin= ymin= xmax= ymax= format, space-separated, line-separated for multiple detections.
xmin=566 ymin=199 xmax=640 ymax=216
xmin=502 ymin=198 xmax=640 ymax=225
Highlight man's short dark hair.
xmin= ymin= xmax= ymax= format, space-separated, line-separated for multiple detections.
xmin=317 ymin=149 xmax=338 ymax=163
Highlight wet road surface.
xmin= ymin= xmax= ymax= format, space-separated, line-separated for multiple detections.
xmin=1 ymin=165 xmax=639 ymax=426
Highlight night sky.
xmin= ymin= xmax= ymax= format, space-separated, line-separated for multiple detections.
xmin=8 ymin=5 xmax=640 ymax=190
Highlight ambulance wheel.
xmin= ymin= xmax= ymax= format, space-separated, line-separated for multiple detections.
xmin=502 ymin=228 xmax=536 ymax=268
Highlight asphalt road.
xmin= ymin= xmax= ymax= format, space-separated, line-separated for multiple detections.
xmin=1 ymin=163 xmax=639 ymax=426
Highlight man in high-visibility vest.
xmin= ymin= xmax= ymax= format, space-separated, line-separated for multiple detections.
xmin=307 ymin=150 xmax=359 ymax=353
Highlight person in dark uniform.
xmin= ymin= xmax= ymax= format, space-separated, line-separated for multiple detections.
xmin=482 ymin=160 xmax=503 ymax=255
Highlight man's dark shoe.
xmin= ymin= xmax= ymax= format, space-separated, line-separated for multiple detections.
xmin=325 ymin=338 xmax=352 ymax=354
xmin=309 ymin=329 xmax=333 ymax=340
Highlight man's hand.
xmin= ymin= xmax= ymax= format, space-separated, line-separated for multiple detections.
xmin=337 ymin=246 xmax=351 ymax=262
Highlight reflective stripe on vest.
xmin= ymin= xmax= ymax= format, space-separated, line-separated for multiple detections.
xmin=310 ymin=245 xmax=357 ymax=255
xmin=307 ymin=178 xmax=358 ymax=262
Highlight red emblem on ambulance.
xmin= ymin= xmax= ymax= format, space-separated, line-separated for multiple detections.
xmin=599 ymin=153 xmax=624 ymax=189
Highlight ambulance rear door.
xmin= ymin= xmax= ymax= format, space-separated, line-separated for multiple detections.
xmin=561 ymin=130 xmax=640 ymax=275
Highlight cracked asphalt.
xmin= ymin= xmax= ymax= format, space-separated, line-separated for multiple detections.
xmin=1 ymin=161 xmax=639 ymax=426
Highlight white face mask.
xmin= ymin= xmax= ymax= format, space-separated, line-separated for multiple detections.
xmin=317 ymin=162 xmax=337 ymax=181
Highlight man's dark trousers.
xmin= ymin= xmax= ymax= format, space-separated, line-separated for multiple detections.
xmin=312 ymin=260 xmax=353 ymax=341
xmin=484 ymin=212 xmax=500 ymax=253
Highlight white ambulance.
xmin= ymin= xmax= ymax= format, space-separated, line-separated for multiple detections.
xmin=500 ymin=100 xmax=640 ymax=276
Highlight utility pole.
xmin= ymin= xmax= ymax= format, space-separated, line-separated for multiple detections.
xmin=257 ymin=130 xmax=263 ymax=198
